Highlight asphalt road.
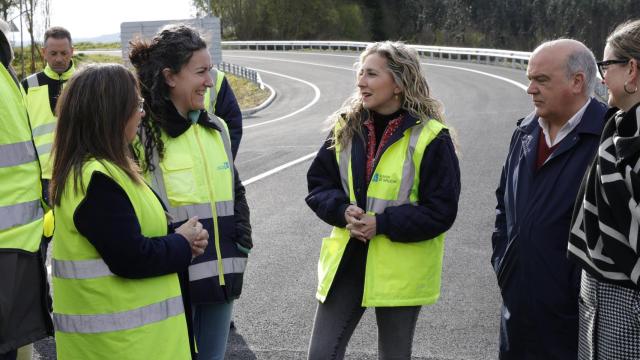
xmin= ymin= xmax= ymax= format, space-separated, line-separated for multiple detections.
xmin=34 ymin=51 xmax=533 ymax=359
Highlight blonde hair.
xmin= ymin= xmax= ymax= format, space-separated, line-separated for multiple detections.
xmin=330 ymin=41 xmax=445 ymax=149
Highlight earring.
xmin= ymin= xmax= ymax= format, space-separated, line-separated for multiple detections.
xmin=624 ymin=80 xmax=638 ymax=94
xmin=394 ymin=94 xmax=400 ymax=100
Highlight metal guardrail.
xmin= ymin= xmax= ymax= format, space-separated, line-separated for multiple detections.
xmin=218 ymin=61 xmax=264 ymax=89
xmin=221 ymin=40 xmax=609 ymax=99
xmin=222 ymin=40 xmax=531 ymax=69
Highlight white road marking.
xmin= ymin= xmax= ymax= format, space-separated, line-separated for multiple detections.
xmin=227 ymin=54 xmax=528 ymax=91
xmin=229 ymin=54 xmax=528 ymax=185
xmin=426 ymin=63 xmax=528 ymax=91
xmin=242 ymin=152 xmax=317 ymax=186
xmin=242 ymin=67 xmax=321 ymax=129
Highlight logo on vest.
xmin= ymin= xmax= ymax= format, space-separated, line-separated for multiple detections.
xmin=371 ymin=173 xmax=397 ymax=184
xmin=217 ymin=162 xmax=230 ymax=171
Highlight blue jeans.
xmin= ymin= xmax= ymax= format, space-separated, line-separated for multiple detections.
xmin=193 ymin=302 xmax=234 ymax=360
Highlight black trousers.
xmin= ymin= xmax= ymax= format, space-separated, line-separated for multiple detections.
xmin=307 ymin=243 xmax=421 ymax=360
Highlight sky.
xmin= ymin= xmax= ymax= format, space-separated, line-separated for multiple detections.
xmin=47 ymin=0 xmax=197 ymax=40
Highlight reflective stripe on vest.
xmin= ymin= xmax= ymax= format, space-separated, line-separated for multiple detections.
xmin=26 ymin=73 xmax=39 ymax=87
xmin=318 ymin=118 xmax=448 ymax=307
xmin=36 ymin=142 xmax=52 ymax=156
xmin=24 ymin=82 xmax=56 ymax=178
xmin=0 ymin=200 xmax=44 ymax=232
xmin=0 ymin=140 xmax=37 ymax=167
xmin=189 ymin=257 xmax=248 ymax=281
xmin=364 ymin=124 xmax=424 ymax=213
xmin=32 ymin=122 xmax=56 ymax=137
xmin=204 ymin=70 xmax=224 ymax=113
xmin=52 ymin=258 xmax=113 ymax=279
xmin=54 ymin=295 xmax=184 ymax=334
xmin=24 ymin=64 xmax=75 ymax=180
xmin=0 ymin=63 xmax=44 ymax=252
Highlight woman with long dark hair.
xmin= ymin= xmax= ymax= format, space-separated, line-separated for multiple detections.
xmin=50 ymin=64 xmax=208 ymax=359
xmin=129 ymin=25 xmax=252 ymax=360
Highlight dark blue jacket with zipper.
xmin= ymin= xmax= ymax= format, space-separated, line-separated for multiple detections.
xmin=492 ymin=98 xmax=607 ymax=360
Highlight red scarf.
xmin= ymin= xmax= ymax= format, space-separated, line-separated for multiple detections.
xmin=364 ymin=114 xmax=404 ymax=183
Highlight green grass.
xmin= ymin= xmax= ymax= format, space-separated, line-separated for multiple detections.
xmin=226 ymin=73 xmax=271 ymax=109
xmin=11 ymin=44 xmax=269 ymax=111
xmin=73 ymin=53 xmax=122 ymax=65
xmin=74 ymin=42 xmax=121 ymax=50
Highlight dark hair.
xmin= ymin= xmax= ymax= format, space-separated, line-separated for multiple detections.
xmin=129 ymin=24 xmax=207 ymax=171
xmin=50 ymin=64 xmax=141 ymax=206
xmin=44 ymin=26 xmax=72 ymax=46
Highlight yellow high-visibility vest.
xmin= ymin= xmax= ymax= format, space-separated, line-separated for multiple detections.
xmin=52 ymin=159 xmax=190 ymax=360
xmin=203 ymin=69 xmax=225 ymax=114
xmin=0 ymin=62 xmax=44 ymax=252
xmin=317 ymin=117 xmax=447 ymax=307
xmin=23 ymin=63 xmax=75 ymax=179
xmin=145 ymin=114 xmax=245 ymax=287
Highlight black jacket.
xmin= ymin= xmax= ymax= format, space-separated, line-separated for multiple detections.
xmin=306 ymin=113 xmax=460 ymax=241
xmin=213 ymin=76 xmax=243 ymax=159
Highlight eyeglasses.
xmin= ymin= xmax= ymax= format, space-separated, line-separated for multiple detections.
xmin=596 ymin=59 xmax=630 ymax=78
xmin=137 ymin=98 xmax=145 ymax=113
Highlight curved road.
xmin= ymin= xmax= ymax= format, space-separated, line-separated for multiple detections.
xmin=35 ymin=51 xmax=533 ymax=360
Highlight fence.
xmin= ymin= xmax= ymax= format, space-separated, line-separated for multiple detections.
xmin=222 ymin=40 xmax=608 ymax=99
xmin=217 ymin=61 xmax=264 ymax=89
xmin=222 ymin=40 xmax=531 ymax=69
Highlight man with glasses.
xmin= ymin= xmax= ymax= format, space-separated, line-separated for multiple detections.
xmin=491 ymin=39 xmax=607 ymax=359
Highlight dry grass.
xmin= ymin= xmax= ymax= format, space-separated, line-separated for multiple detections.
xmin=225 ymin=73 xmax=271 ymax=110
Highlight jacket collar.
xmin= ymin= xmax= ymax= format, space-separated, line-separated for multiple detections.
xmin=518 ymin=97 xmax=605 ymax=137
xmin=517 ymin=97 xmax=606 ymax=172
xmin=162 ymin=102 xmax=220 ymax=138
xmin=44 ymin=60 xmax=75 ymax=81
xmin=360 ymin=110 xmax=435 ymax=158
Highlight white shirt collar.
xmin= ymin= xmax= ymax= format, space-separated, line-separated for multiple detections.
xmin=538 ymin=98 xmax=591 ymax=147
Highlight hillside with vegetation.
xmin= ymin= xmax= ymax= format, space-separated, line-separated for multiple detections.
xmin=193 ymin=0 xmax=640 ymax=57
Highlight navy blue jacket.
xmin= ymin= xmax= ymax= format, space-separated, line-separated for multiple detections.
xmin=307 ymin=112 xmax=460 ymax=243
xmin=492 ymin=98 xmax=607 ymax=360
xmin=214 ymin=76 xmax=242 ymax=159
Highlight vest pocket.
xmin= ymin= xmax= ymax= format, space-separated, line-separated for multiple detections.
xmin=160 ymin=153 xmax=199 ymax=205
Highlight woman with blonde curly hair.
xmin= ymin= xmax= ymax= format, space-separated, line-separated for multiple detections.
xmin=306 ymin=41 xmax=461 ymax=359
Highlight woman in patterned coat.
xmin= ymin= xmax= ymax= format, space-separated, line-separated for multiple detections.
xmin=568 ymin=19 xmax=640 ymax=360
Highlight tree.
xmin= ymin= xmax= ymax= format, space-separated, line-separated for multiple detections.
xmin=24 ymin=0 xmax=38 ymax=73
xmin=0 ymin=0 xmax=18 ymax=20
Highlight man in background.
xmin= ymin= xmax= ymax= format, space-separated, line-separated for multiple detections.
xmin=22 ymin=26 xmax=75 ymax=201
xmin=491 ymin=39 xmax=607 ymax=359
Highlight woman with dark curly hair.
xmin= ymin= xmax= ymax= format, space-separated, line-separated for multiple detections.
xmin=129 ymin=25 xmax=252 ymax=360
